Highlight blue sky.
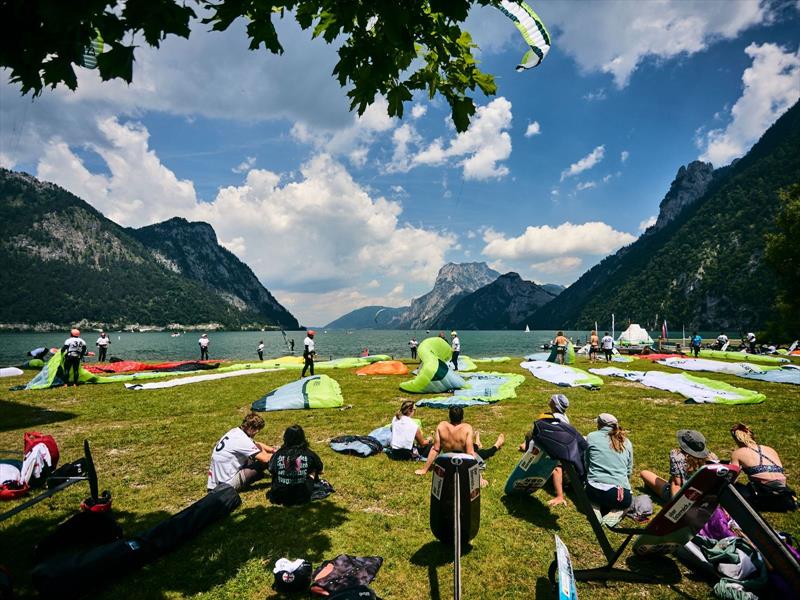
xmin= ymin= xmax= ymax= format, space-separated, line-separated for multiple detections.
xmin=1 ymin=0 xmax=799 ymax=325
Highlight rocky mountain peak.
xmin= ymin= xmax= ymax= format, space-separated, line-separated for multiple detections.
xmin=651 ymin=160 xmax=715 ymax=231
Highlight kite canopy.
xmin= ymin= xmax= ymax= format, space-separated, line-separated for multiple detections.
xmin=400 ymin=337 xmax=465 ymax=394
xmin=617 ymin=324 xmax=654 ymax=347
xmin=416 ymin=372 xmax=526 ymax=408
xmin=698 ymin=349 xmax=789 ymax=364
xmin=498 ymin=0 xmax=551 ymax=71
xmin=251 ymin=375 xmax=343 ymax=411
xmin=547 ymin=342 xmax=576 ymax=364
xmin=520 ymin=360 xmax=603 ymax=389
xmin=356 ymin=361 xmax=409 ymax=376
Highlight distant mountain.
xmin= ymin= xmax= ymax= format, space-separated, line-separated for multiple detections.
xmin=541 ymin=283 xmax=565 ymax=296
xmin=532 ymin=100 xmax=800 ymax=330
xmin=324 ymin=305 xmax=408 ymax=329
xmin=390 ymin=262 xmax=500 ymax=329
xmin=430 ymin=272 xmax=557 ymax=329
xmin=0 ymin=169 xmax=298 ymax=330
xmin=130 ymin=218 xmax=298 ymax=329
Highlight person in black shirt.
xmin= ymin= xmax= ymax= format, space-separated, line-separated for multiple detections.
xmin=268 ymin=425 xmax=324 ymax=506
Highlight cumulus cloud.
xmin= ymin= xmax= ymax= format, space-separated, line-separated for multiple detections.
xmin=638 ymin=215 xmax=657 ymax=231
xmin=482 ymin=222 xmax=636 ymax=260
xmin=34 ymin=118 xmax=455 ymax=323
xmin=233 ymin=156 xmax=256 ymax=173
xmin=620 ymin=150 xmax=629 ymax=163
xmin=698 ymin=43 xmax=800 ymax=166
xmin=543 ymin=0 xmax=770 ymax=87
xmin=576 ymin=181 xmax=597 ymax=191
xmin=411 ymin=104 xmax=428 ymax=119
xmin=531 ymin=256 xmax=582 ymax=273
xmin=560 ymin=145 xmax=605 ymax=181
xmin=398 ymin=97 xmax=513 ymax=180
xmin=525 ymin=121 xmax=541 ymax=137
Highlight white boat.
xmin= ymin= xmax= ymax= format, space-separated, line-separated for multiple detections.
xmin=525 ymin=325 xmax=530 ymax=332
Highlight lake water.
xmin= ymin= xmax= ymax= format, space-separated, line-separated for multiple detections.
xmin=0 ymin=329 xmax=724 ymax=366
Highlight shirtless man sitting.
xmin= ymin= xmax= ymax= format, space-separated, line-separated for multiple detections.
xmin=414 ymin=406 xmax=504 ymax=483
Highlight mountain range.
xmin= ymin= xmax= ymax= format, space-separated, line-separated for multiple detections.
xmin=0 ymin=169 xmax=298 ymax=331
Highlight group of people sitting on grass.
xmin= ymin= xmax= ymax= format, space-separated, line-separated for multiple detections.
xmin=513 ymin=394 xmax=795 ymax=515
xmin=206 ymin=397 xmax=794 ymax=514
xmin=206 ymin=414 xmax=325 ymax=506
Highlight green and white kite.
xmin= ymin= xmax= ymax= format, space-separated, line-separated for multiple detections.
xmin=498 ymin=1 xmax=551 ymax=71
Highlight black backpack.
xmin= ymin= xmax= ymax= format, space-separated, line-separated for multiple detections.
xmin=273 ymin=560 xmax=312 ymax=593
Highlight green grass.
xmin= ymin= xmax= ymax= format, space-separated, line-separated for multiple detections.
xmin=1 ymin=356 xmax=798 ymax=599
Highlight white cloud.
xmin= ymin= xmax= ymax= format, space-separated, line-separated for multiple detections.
xmin=583 ymin=88 xmax=607 ymax=102
xmin=524 ymin=121 xmax=541 ymax=137
xmin=482 ymin=222 xmax=636 ymax=260
xmin=411 ymin=104 xmax=428 ymax=119
xmin=385 ymin=123 xmax=422 ymax=173
xmin=232 ymin=156 xmax=256 ymax=173
xmin=531 ymin=256 xmax=582 ymax=273
xmin=638 ymin=215 xmax=657 ymax=232
xmin=34 ymin=118 xmax=455 ymax=324
xmin=408 ymin=97 xmax=514 ymax=180
xmin=698 ymin=43 xmax=800 ymax=166
xmin=0 ymin=152 xmax=17 ymax=169
xmin=367 ymin=279 xmax=380 ymax=289
xmin=576 ymin=181 xmax=597 ymax=191
xmin=543 ymin=0 xmax=770 ymax=87
xmin=466 ymin=230 xmax=477 ymax=239
xmin=620 ymin=150 xmax=629 ymax=163
xmin=560 ymin=145 xmax=605 ymax=181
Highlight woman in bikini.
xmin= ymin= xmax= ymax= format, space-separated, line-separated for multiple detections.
xmin=729 ymin=423 xmax=796 ymax=511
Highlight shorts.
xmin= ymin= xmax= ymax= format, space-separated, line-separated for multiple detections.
xmin=590 ymin=346 xmax=599 ymax=353
xmin=556 ymin=346 xmax=566 ymax=355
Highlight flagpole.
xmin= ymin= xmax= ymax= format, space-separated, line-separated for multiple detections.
xmin=611 ymin=313 xmax=615 ymax=339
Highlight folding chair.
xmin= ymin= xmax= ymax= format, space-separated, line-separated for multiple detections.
xmin=0 ymin=440 xmax=99 ymax=523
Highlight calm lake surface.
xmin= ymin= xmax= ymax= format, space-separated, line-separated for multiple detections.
xmin=0 ymin=329 xmax=724 ymax=366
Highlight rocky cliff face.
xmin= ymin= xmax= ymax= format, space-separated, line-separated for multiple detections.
xmin=390 ymin=262 xmax=500 ymax=329
xmin=430 ymin=272 xmax=556 ymax=329
xmin=651 ymin=161 xmax=715 ymax=232
xmin=131 ymin=218 xmax=298 ymax=329
xmin=0 ymin=169 xmax=298 ymax=329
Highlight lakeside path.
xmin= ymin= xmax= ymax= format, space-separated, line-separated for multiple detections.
xmin=1 ymin=356 xmax=798 ymax=599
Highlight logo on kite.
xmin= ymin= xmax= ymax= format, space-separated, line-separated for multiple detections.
xmin=80 ymin=31 xmax=104 ymax=69
xmin=498 ymin=1 xmax=550 ymax=71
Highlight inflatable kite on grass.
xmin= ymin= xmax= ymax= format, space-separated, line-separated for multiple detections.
xmin=355 ymin=361 xmax=409 ymax=376
xmin=588 ymin=367 xmax=765 ymax=405
xmin=520 ymin=361 xmax=603 ymax=389
xmin=251 ymin=375 xmax=343 ymax=411
xmin=415 ymin=372 xmax=526 ymax=408
xmin=400 ymin=337 xmax=465 ymax=394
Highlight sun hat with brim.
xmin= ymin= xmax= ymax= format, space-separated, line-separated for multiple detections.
xmin=677 ymin=429 xmax=709 ymax=458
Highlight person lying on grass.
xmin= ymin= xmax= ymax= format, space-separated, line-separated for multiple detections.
xmin=268 ymin=425 xmax=325 ymax=506
xmin=207 ymin=412 xmax=276 ymax=492
xmin=388 ymin=400 xmax=433 ymax=461
xmin=415 ymin=406 xmax=504 ymax=486
xmin=519 ymin=394 xmax=571 ymax=507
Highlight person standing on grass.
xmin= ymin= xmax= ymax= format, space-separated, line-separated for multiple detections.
xmin=690 ymin=331 xmax=702 ymax=357
xmin=408 ymin=337 xmax=419 ymax=360
xmin=62 ymin=328 xmax=87 ymax=387
xmin=747 ymin=332 xmax=757 ymax=354
xmin=302 ymin=330 xmax=316 ymax=377
xmin=199 ymin=333 xmax=210 ymax=360
xmin=553 ymin=331 xmax=569 ymax=365
xmin=450 ymin=331 xmax=461 ymax=370
xmin=601 ymin=332 xmax=614 ymax=362
xmin=95 ymin=331 xmax=110 ymax=362
xmin=257 ymin=340 xmax=264 ymax=361
xmin=589 ymin=330 xmax=600 ymax=363
xmin=207 ymin=412 xmax=275 ymax=492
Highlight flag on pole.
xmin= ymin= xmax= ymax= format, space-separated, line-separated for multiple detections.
xmin=662 ymin=320 xmax=668 ymax=340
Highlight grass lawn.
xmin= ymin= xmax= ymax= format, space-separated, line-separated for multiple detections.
xmin=1 ymin=355 xmax=798 ymax=599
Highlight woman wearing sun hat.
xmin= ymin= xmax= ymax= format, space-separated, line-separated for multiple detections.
xmin=640 ymin=429 xmax=719 ymax=501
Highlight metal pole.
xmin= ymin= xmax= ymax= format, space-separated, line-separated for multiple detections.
xmin=453 ymin=469 xmax=461 ymax=600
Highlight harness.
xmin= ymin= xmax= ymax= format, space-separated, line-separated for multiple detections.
xmin=743 ymin=445 xmax=785 ymax=476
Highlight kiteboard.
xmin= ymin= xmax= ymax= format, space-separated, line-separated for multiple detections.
xmin=504 ymin=443 xmax=559 ymax=496
xmin=554 ymin=534 xmax=578 ymax=600
xmin=429 ymin=453 xmax=481 ymax=545
xmin=632 ymin=464 xmax=739 ymax=556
